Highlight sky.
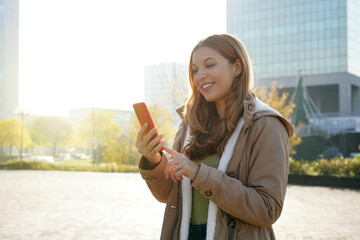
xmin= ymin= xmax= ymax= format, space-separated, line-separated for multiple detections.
xmin=19 ymin=0 xmax=226 ymax=116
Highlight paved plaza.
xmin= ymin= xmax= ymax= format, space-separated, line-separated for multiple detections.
xmin=0 ymin=171 xmax=359 ymax=240
xmin=273 ymin=185 xmax=360 ymax=240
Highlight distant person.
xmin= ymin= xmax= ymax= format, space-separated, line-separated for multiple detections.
xmin=135 ymin=34 xmax=293 ymax=240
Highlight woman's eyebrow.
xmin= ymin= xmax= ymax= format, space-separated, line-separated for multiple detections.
xmin=192 ymin=57 xmax=216 ymax=67
xmin=203 ymin=57 xmax=215 ymax=62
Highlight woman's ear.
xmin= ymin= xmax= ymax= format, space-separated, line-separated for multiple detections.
xmin=233 ymin=59 xmax=242 ymax=77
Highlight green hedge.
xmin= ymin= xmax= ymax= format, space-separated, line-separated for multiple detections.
xmin=0 ymin=160 xmax=139 ymax=173
xmin=289 ymin=156 xmax=360 ymax=178
xmin=1 ymin=156 xmax=360 ymax=178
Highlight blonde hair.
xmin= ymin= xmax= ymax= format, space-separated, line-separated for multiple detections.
xmin=184 ymin=34 xmax=254 ymax=160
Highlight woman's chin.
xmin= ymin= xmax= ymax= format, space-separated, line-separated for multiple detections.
xmin=201 ymin=94 xmax=215 ymax=102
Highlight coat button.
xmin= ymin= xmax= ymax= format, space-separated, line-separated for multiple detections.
xmin=146 ymin=177 xmax=154 ymax=182
xmin=204 ymin=190 xmax=213 ymax=197
xmin=227 ymin=171 xmax=235 ymax=178
xmin=255 ymin=113 xmax=260 ymax=117
xmin=248 ymin=104 xmax=253 ymax=111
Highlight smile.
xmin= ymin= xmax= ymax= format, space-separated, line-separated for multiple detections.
xmin=201 ymin=82 xmax=214 ymax=90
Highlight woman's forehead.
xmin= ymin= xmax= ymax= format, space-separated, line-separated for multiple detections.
xmin=192 ymin=47 xmax=223 ymax=64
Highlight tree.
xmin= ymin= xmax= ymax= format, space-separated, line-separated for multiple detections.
xmin=255 ymin=81 xmax=302 ymax=155
xmin=160 ymin=64 xmax=189 ymax=114
xmin=292 ymin=76 xmax=309 ymax=127
xmin=28 ymin=120 xmax=46 ymax=155
xmin=30 ymin=116 xmax=74 ymax=159
xmin=109 ymin=104 xmax=178 ymax=165
xmin=0 ymin=118 xmax=31 ymax=158
xmin=148 ymin=104 xmax=178 ymax=146
xmin=76 ymin=109 xmax=121 ymax=163
xmin=102 ymin=134 xmax=134 ymax=164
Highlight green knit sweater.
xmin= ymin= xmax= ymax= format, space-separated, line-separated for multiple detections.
xmin=191 ymin=153 xmax=220 ymax=224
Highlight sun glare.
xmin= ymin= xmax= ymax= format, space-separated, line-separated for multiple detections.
xmin=19 ymin=0 xmax=225 ymax=116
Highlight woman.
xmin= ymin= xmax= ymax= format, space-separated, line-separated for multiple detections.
xmin=136 ymin=34 xmax=293 ymax=240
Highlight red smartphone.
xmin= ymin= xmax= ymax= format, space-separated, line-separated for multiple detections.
xmin=133 ymin=102 xmax=162 ymax=149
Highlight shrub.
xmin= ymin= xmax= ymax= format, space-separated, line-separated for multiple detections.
xmin=0 ymin=160 xmax=139 ymax=173
xmin=2 ymin=157 xmax=360 ymax=178
xmin=289 ymin=156 xmax=360 ymax=178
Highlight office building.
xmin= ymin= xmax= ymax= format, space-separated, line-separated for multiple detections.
xmin=227 ymin=0 xmax=360 ymax=156
xmin=0 ymin=0 xmax=19 ymax=120
xmin=227 ymin=0 xmax=360 ymax=116
xmin=144 ymin=62 xmax=188 ymax=124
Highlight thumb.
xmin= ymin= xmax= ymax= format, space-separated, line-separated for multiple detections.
xmin=163 ymin=145 xmax=181 ymax=158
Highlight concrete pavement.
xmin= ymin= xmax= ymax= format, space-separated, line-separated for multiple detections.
xmin=273 ymin=185 xmax=360 ymax=240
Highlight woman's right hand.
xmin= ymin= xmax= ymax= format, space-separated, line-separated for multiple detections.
xmin=135 ymin=123 xmax=165 ymax=167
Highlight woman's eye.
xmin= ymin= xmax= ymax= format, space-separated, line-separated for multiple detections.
xmin=192 ymin=69 xmax=198 ymax=74
xmin=206 ymin=64 xmax=215 ymax=68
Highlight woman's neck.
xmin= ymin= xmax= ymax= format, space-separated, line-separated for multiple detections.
xmin=216 ymin=101 xmax=225 ymax=118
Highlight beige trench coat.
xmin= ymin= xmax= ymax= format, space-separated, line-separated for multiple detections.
xmin=139 ymin=95 xmax=293 ymax=240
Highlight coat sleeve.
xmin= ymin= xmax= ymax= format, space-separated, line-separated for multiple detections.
xmin=139 ymin=153 xmax=173 ymax=203
xmin=191 ymin=117 xmax=290 ymax=227
xmin=139 ymin=120 xmax=185 ymax=203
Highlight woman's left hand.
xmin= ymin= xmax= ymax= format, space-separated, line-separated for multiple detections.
xmin=163 ymin=146 xmax=200 ymax=182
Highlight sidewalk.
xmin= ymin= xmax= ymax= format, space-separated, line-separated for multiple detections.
xmin=0 ymin=171 xmax=359 ymax=240
xmin=273 ymin=185 xmax=360 ymax=240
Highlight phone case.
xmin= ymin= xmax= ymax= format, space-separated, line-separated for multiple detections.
xmin=133 ymin=102 xmax=159 ymax=141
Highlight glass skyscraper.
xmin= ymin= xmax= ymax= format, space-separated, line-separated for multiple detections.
xmin=227 ymin=0 xmax=360 ymax=118
xmin=0 ymin=0 xmax=19 ymax=120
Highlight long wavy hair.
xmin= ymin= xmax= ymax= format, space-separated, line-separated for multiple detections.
xmin=184 ymin=34 xmax=254 ymax=161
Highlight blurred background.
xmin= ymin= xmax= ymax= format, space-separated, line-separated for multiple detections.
xmin=1 ymin=1 xmax=360 ymax=239
xmin=0 ymin=0 xmax=359 ymax=170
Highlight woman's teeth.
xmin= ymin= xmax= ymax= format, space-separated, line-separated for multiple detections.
xmin=202 ymin=83 xmax=214 ymax=89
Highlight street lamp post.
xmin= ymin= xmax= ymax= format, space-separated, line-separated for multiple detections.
xmin=15 ymin=108 xmax=28 ymax=169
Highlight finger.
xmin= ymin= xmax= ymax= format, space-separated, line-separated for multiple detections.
xmin=152 ymin=140 xmax=165 ymax=154
xmin=139 ymin=128 xmax=158 ymax=152
xmin=165 ymin=160 xmax=177 ymax=179
xmin=143 ymin=127 xmax=158 ymax=145
xmin=163 ymin=145 xmax=181 ymax=158
xmin=164 ymin=161 xmax=172 ymax=179
xmin=146 ymin=134 xmax=164 ymax=153
xmin=170 ymin=163 xmax=183 ymax=182
xmin=136 ymin=123 xmax=148 ymax=146
xmin=174 ymin=168 xmax=185 ymax=181
xmin=170 ymin=166 xmax=179 ymax=182
xmin=138 ymin=122 xmax=148 ymax=137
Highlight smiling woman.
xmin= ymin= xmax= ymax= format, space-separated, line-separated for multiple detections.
xmin=18 ymin=0 xmax=225 ymax=116
xmin=135 ymin=34 xmax=294 ymax=240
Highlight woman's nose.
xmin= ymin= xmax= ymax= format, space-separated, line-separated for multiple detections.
xmin=195 ymin=68 xmax=206 ymax=82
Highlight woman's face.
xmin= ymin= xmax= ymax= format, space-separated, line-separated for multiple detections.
xmin=191 ymin=46 xmax=238 ymax=107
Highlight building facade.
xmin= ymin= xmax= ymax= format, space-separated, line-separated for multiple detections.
xmin=227 ymin=0 xmax=360 ymax=156
xmin=227 ymin=0 xmax=360 ymax=116
xmin=144 ymin=62 xmax=188 ymax=124
xmin=0 ymin=0 xmax=19 ymax=120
